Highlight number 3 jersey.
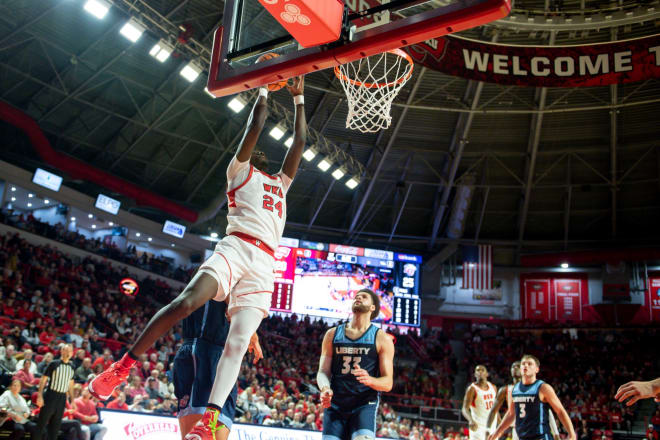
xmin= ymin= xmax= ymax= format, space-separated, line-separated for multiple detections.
xmin=330 ymin=324 xmax=380 ymax=409
xmin=512 ymin=380 xmax=551 ymax=440
xmin=225 ymin=155 xmax=292 ymax=251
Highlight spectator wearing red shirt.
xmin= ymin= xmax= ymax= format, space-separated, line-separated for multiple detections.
xmin=91 ymin=349 xmax=113 ymax=371
xmin=3 ymin=298 xmax=16 ymax=317
xmin=647 ymin=426 xmax=659 ymax=440
xmin=106 ymin=392 xmax=129 ymax=411
xmin=12 ymin=359 xmax=39 ymax=389
xmin=73 ymin=388 xmax=107 ymax=440
xmin=39 ymin=325 xmax=56 ymax=345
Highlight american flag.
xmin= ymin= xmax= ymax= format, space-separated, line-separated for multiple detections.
xmin=462 ymin=245 xmax=492 ymax=290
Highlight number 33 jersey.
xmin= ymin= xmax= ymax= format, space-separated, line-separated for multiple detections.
xmin=225 ymin=156 xmax=292 ymax=251
xmin=330 ymin=324 xmax=380 ymax=409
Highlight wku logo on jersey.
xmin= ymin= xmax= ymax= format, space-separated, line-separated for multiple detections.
xmin=263 ymin=183 xmax=283 ymax=198
xmin=262 ymin=183 xmax=284 ymax=218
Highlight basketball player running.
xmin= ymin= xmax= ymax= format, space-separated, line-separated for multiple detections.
xmin=174 ymin=297 xmax=263 ymax=438
xmin=485 ymin=362 xmax=560 ymax=440
xmin=89 ymin=76 xmax=307 ymax=440
xmin=317 ymin=289 xmax=395 ymax=440
xmin=462 ymin=365 xmax=498 ymax=440
xmin=487 ymin=355 xmax=576 ymax=440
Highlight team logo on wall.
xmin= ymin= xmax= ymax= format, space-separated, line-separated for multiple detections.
xmin=119 ymin=278 xmax=139 ymax=297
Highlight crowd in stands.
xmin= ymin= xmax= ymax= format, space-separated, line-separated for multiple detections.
xmin=0 ymin=215 xmax=658 ymax=440
xmin=1 ymin=208 xmax=195 ymax=282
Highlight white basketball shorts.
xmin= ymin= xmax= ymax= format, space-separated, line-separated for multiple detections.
xmin=198 ymin=234 xmax=274 ymax=317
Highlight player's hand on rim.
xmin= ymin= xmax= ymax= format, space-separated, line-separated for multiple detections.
xmin=287 ymin=75 xmax=304 ymax=97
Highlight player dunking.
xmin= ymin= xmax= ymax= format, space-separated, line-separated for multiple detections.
xmin=317 ymin=289 xmax=395 ymax=440
xmin=488 ymin=355 xmax=576 ymax=440
xmin=89 ymin=77 xmax=307 ymax=440
xmin=462 ymin=365 xmax=498 ymax=440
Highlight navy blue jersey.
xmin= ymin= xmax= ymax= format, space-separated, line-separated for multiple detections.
xmin=182 ymin=299 xmax=229 ymax=345
xmin=330 ymin=324 xmax=380 ymax=409
xmin=512 ymin=380 xmax=551 ymax=440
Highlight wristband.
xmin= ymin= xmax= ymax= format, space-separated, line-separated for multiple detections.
xmin=258 ymin=87 xmax=268 ymax=98
xmin=293 ymin=94 xmax=304 ymax=105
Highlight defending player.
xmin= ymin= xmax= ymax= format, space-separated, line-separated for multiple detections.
xmin=174 ymin=297 xmax=263 ymax=438
xmin=317 ymin=289 xmax=395 ymax=440
xmin=486 ymin=361 xmax=521 ymax=439
xmin=89 ymin=76 xmax=307 ymax=440
xmin=462 ymin=365 xmax=498 ymax=440
xmin=487 ymin=355 xmax=576 ymax=440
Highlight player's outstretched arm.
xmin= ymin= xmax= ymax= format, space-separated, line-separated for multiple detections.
xmin=235 ymin=90 xmax=269 ymax=163
xmin=486 ymin=386 xmax=508 ymax=431
xmin=462 ymin=385 xmax=478 ymax=431
xmin=353 ymin=329 xmax=395 ymax=392
xmin=280 ymin=76 xmax=307 ymax=180
xmin=540 ymin=384 xmax=576 ymax=440
xmin=615 ymin=378 xmax=660 ymax=405
xmin=317 ymin=328 xmax=335 ymax=408
xmin=488 ymin=406 xmax=516 ymax=440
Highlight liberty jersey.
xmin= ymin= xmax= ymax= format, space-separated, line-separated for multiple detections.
xmin=469 ymin=382 xmax=498 ymax=428
xmin=512 ymin=380 xmax=551 ymax=440
xmin=225 ymin=156 xmax=292 ymax=251
xmin=330 ymin=324 xmax=380 ymax=409
xmin=182 ymin=299 xmax=228 ymax=345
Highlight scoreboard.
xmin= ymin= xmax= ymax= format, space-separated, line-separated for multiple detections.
xmin=270 ymin=238 xmax=422 ymax=326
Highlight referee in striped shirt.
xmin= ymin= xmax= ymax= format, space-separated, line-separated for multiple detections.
xmin=34 ymin=344 xmax=75 ymax=440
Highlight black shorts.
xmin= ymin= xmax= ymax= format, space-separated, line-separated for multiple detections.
xmin=322 ymin=399 xmax=379 ymax=440
xmin=173 ymin=339 xmax=237 ymax=427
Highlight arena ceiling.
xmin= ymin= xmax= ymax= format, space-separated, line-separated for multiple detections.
xmin=1 ymin=0 xmax=659 ymax=264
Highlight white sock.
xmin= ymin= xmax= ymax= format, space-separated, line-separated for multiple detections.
xmin=207 ymin=307 xmax=264 ymax=407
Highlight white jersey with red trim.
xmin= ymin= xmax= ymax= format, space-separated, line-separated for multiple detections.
xmin=470 ymin=381 xmax=497 ymax=429
xmin=224 ymin=156 xmax=292 ymax=251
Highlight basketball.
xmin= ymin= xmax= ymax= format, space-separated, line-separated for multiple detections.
xmin=256 ymin=52 xmax=288 ymax=91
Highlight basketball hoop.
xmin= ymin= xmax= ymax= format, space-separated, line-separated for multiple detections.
xmin=334 ymin=48 xmax=414 ymax=133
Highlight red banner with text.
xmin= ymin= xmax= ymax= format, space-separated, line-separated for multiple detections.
xmin=520 ymin=274 xmax=590 ymax=322
xmin=523 ymin=279 xmax=551 ymax=321
xmin=406 ymin=34 xmax=660 ymax=87
xmin=646 ymin=278 xmax=660 ymax=321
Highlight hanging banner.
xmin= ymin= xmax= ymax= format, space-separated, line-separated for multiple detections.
xmin=554 ymin=279 xmax=582 ymax=321
xmin=523 ymin=279 xmax=551 ymax=320
xmin=647 ymin=278 xmax=660 ymax=321
xmin=406 ymin=34 xmax=660 ymax=87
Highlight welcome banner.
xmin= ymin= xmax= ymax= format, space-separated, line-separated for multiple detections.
xmin=406 ymin=34 xmax=660 ymax=87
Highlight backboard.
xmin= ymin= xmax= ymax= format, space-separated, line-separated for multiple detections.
xmin=207 ymin=0 xmax=511 ymax=98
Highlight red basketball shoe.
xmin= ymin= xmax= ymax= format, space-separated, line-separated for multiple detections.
xmin=184 ymin=408 xmax=225 ymax=440
xmin=88 ymin=361 xmax=130 ymax=400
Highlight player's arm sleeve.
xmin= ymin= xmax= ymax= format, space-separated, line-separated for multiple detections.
xmin=317 ymin=328 xmax=335 ymax=391
xmin=549 ymin=409 xmax=560 ymax=436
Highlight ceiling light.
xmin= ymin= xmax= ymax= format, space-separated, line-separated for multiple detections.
xmin=120 ymin=18 xmax=146 ymax=43
xmin=148 ymin=237 xmax=152 ymax=242
xmin=331 ymin=167 xmax=346 ymax=181
xmin=27 ymin=203 xmax=32 ymax=207
xmin=317 ymin=157 xmax=333 ymax=172
xmin=210 ymin=232 xmax=219 ymax=238
xmin=70 ymin=217 xmax=76 ymax=221
xmin=109 ymin=221 xmax=114 ymax=226
xmin=44 ymin=199 xmax=50 ymax=204
xmin=83 ymin=0 xmax=111 ymax=19
xmin=149 ymin=39 xmax=174 ymax=63
xmin=92 ymin=224 xmax=97 ymax=229
xmin=303 ymin=145 xmax=318 ymax=162
xmin=284 ymin=136 xmax=294 ymax=148
xmin=345 ymin=176 xmax=360 ymax=189
xmin=28 ymin=193 xmax=33 ymax=198
xmin=227 ymin=96 xmax=247 ymax=113
xmin=180 ymin=61 xmax=202 ymax=82
xmin=88 ymin=214 xmax=93 ymax=218
xmin=11 ymin=187 xmax=16 ymax=192
xmin=269 ymin=123 xmax=286 ymax=141
xmin=10 ymin=197 xmax=15 ymax=202
xmin=136 ymin=232 xmax=141 ymax=237
xmin=561 ymin=263 xmax=569 ymax=269
xmin=171 ymin=243 xmax=175 ymax=247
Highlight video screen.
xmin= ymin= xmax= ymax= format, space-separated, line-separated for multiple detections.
xmin=272 ymin=241 xmax=421 ymax=326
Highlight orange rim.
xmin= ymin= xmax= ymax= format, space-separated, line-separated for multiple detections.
xmin=334 ymin=48 xmax=414 ymax=89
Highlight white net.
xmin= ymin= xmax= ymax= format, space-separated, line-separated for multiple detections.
xmin=335 ymin=49 xmax=414 ymax=133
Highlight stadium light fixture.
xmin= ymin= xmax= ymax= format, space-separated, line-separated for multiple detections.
xmin=11 ymin=187 xmax=16 ymax=192
xmin=269 ymin=123 xmax=286 ymax=141
xmin=210 ymin=232 xmax=219 ymax=238
xmin=70 ymin=217 xmax=76 ymax=221
xmin=120 ymin=18 xmax=146 ymax=43
xmin=149 ymin=39 xmax=174 ymax=63
xmin=83 ymin=0 xmax=111 ymax=19
xmin=180 ymin=61 xmax=202 ymax=82
xmin=28 ymin=193 xmax=33 ymax=198
xmin=227 ymin=95 xmax=247 ymax=112
xmin=27 ymin=203 xmax=32 ymax=208
xmin=44 ymin=199 xmax=50 ymax=204
xmin=11 ymin=197 xmax=16 ymax=202
xmin=345 ymin=176 xmax=360 ymax=189
xmin=561 ymin=262 xmax=569 ymax=268
xmin=148 ymin=237 xmax=153 ymax=242
xmin=136 ymin=232 xmax=141 ymax=237
xmin=171 ymin=243 xmax=175 ymax=247
xmin=303 ymin=145 xmax=318 ymax=162
xmin=284 ymin=136 xmax=294 ymax=148
xmin=88 ymin=214 xmax=93 ymax=218
xmin=92 ymin=224 xmax=97 ymax=229
xmin=317 ymin=156 xmax=333 ymax=172
xmin=331 ymin=167 xmax=347 ymax=181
